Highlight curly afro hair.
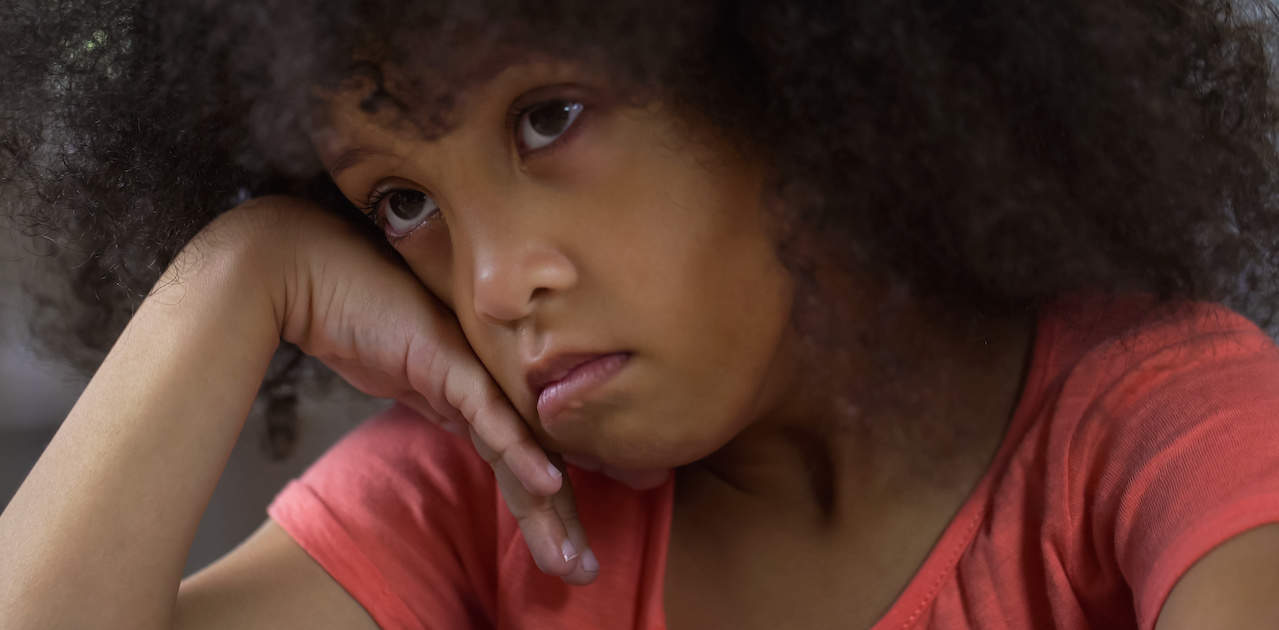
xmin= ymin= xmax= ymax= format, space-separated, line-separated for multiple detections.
xmin=4 ymin=0 xmax=1279 ymax=454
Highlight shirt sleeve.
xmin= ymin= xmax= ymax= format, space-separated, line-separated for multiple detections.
xmin=267 ymin=404 xmax=500 ymax=630
xmin=1074 ymin=305 xmax=1279 ymax=630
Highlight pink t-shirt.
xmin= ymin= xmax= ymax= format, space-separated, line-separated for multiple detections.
xmin=268 ymin=294 xmax=1279 ymax=629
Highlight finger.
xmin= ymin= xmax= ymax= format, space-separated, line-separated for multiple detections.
xmin=406 ymin=325 xmax=562 ymax=495
xmin=546 ymin=454 xmax=599 ymax=585
xmin=486 ymin=448 xmax=580 ymax=578
xmin=432 ymin=352 xmax=562 ymax=496
xmin=395 ymin=394 xmax=467 ymax=436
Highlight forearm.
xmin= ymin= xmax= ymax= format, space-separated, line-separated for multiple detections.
xmin=0 ymin=234 xmax=281 ymax=630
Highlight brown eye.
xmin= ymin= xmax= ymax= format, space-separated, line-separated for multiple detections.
xmin=379 ymin=189 xmax=439 ymax=235
xmin=517 ymin=100 xmax=584 ymax=151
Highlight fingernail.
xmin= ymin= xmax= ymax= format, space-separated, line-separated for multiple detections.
xmin=561 ymin=539 xmax=578 ymax=564
xmin=580 ymin=548 xmax=599 ymax=572
xmin=546 ymin=462 xmax=563 ymax=483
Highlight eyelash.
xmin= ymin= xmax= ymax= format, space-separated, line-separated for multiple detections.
xmin=506 ymin=99 xmax=584 ymax=157
xmin=356 ymin=188 xmax=440 ymax=241
xmin=357 ymin=95 xmax=588 ymax=238
xmin=355 ymin=189 xmax=387 ymax=225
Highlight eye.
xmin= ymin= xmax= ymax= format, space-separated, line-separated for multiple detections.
xmin=516 ymin=100 xmax=584 ymax=152
xmin=369 ymin=189 xmax=440 ymax=237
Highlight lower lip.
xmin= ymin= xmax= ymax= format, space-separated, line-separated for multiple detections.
xmin=536 ymin=353 xmax=631 ymax=425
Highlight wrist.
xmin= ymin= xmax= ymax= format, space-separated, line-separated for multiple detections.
xmin=145 ymin=199 xmax=294 ymax=347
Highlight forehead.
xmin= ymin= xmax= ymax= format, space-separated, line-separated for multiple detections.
xmin=311 ymin=60 xmax=618 ymax=163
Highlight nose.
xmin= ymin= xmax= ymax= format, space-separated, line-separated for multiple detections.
xmin=472 ymin=241 xmax=578 ymax=324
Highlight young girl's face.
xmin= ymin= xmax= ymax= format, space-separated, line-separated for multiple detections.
xmin=319 ymin=62 xmax=798 ymax=470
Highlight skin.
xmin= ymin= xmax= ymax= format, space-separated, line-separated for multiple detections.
xmin=318 ymin=60 xmax=1279 ymax=626
xmin=318 ymin=61 xmax=1043 ymax=625
xmin=320 ymin=62 xmax=797 ymax=474
xmin=5 ymin=56 xmax=1276 ymax=630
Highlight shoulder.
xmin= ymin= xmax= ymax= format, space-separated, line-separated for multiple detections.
xmin=1035 ymin=293 xmax=1279 ymax=444
xmin=1034 ymin=294 xmax=1279 ymax=628
xmin=1023 ymin=294 xmax=1279 ymax=478
xmin=272 ymin=404 xmax=502 ymax=553
xmin=1040 ymin=294 xmax=1279 ymax=505
xmin=1045 ymin=293 xmax=1275 ymax=383
xmin=295 ymin=403 xmax=497 ymax=502
xmin=267 ymin=404 xmax=505 ymax=628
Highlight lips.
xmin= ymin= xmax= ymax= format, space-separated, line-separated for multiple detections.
xmin=525 ymin=352 xmax=631 ymax=425
xmin=525 ymin=353 xmax=612 ymax=395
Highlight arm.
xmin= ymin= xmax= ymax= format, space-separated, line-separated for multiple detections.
xmin=174 ymin=519 xmax=376 ymax=630
xmin=0 ymin=209 xmax=288 ymax=629
xmin=0 ymin=197 xmax=600 ymax=630
xmin=1154 ymin=523 xmax=1279 ymax=629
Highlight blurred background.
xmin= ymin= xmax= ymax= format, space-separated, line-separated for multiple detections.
xmin=0 ymin=225 xmax=384 ymax=575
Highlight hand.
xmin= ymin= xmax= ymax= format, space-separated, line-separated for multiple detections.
xmin=235 ymin=197 xmax=612 ymax=583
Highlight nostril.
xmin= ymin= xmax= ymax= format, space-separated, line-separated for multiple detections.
xmin=471 ymin=244 xmax=577 ymax=323
xmin=472 ymin=264 xmax=531 ymax=323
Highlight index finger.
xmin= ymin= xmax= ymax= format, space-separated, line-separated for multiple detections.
xmin=412 ymin=334 xmax=563 ymax=497
xmin=457 ymin=380 xmax=564 ymax=496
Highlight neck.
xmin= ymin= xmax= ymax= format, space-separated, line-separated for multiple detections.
xmin=676 ymin=293 xmax=1036 ymax=533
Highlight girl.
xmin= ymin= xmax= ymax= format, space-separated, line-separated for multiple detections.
xmin=3 ymin=1 xmax=1279 ymax=628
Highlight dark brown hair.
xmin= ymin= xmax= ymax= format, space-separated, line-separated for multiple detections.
xmin=4 ymin=0 xmax=1279 ymax=455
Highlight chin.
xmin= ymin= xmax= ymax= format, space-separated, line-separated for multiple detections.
xmin=533 ymin=388 xmax=746 ymax=471
xmin=585 ymin=417 xmax=735 ymax=472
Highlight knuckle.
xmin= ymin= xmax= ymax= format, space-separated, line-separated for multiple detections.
xmin=467 ymin=394 xmax=524 ymax=454
xmin=464 ymin=391 xmax=503 ymax=426
xmin=556 ymin=501 xmax=582 ymax=525
xmin=551 ymin=488 xmax=581 ymax=520
xmin=407 ymin=334 xmax=452 ymax=406
xmin=470 ymin=430 xmax=501 ymax=465
xmin=514 ymin=502 xmax=559 ymax=529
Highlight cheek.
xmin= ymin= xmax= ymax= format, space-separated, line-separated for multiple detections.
xmin=663 ymin=234 xmax=793 ymax=430
xmin=580 ymin=251 xmax=793 ymax=469
xmin=397 ymin=231 xmax=533 ymax=422
xmin=397 ymin=230 xmax=456 ymax=309
xmin=554 ymin=148 xmax=794 ymax=463
xmin=571 ymin=200 xmax=794 ymax=466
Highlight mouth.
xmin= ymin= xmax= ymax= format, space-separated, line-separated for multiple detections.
xmin=525 ymin=352 xmax=632 ymax=426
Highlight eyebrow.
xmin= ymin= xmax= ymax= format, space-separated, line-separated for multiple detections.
xmin=327 ymin=146 xmax=393 ymax=178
